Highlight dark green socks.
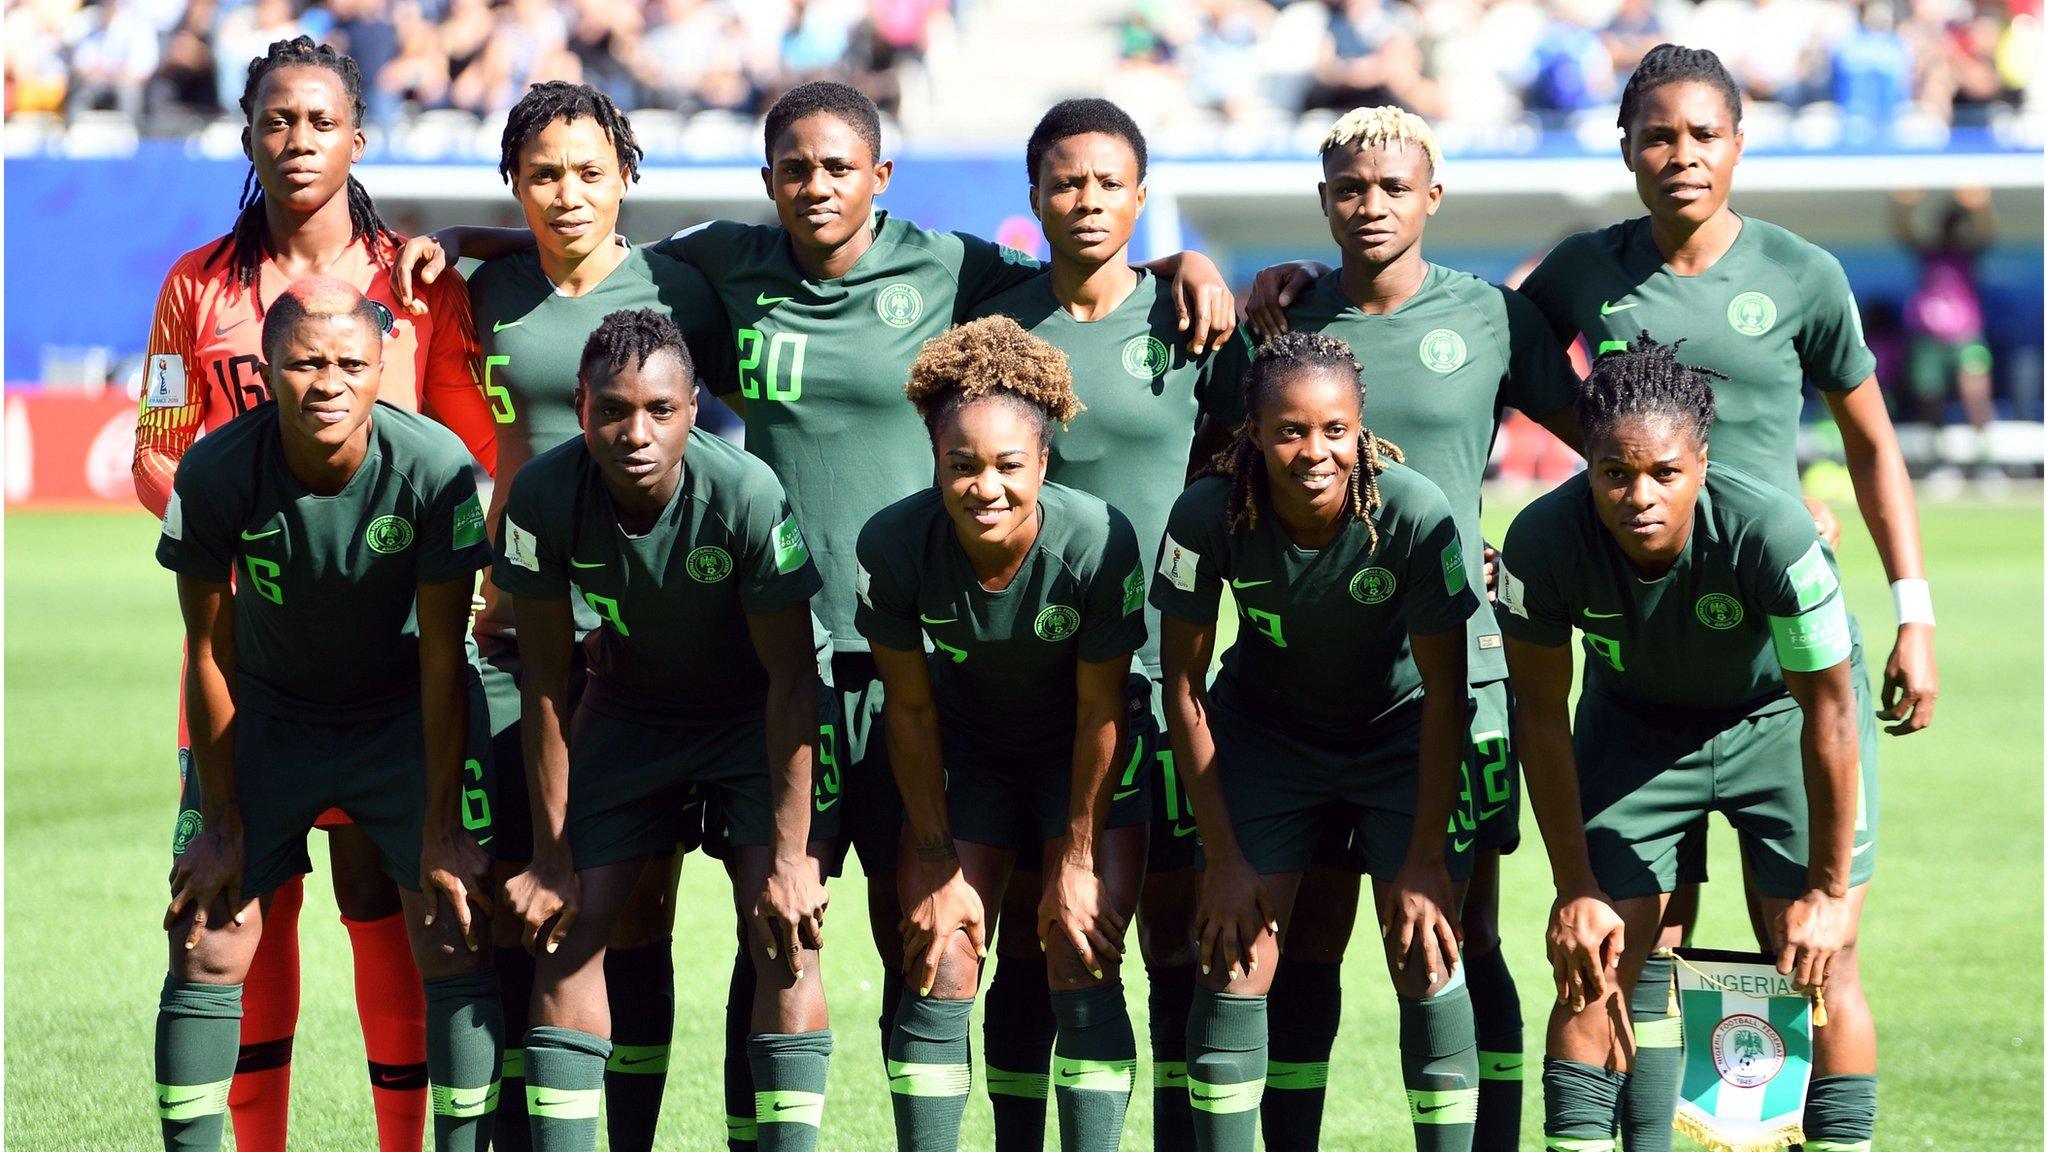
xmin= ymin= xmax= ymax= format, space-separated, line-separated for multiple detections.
xmin=1185 ymin=986 xmax=1266 ymax=1152
xmin=494 ymin=945 xmax=535 ymax=1151
xmin=1621 ymin=952 xmax=1680 ymax=1152
xmin=1804 ymin=1073 xmax=1877 ymax=1151
xmin=726 ymin=945 xmax=760 ymax=1150
xmin=1051 ymin=983 xmax=1137 ymax=1152
xmin=1465 ymin=943 xmax=1525 ymax=1151
xmin=1543 ymin=1056 xmax=1626 ymax=1152
xmin=1147 ymin=963 xmax=1197 ymax=1152
xmin=425 ymin=970 xmax=504 ymax=1152
xmin=887 ymin=994 xmax=973 ymax=1151
xmin=603 ymin=941 xmax=674 ymax=1152
xmin=1399 ymin=977 xmax=1479 ymax=1150
xmin=983 ymin=952 xmax=1054 ymax=1151
xmin=525 ymin=1025 xmax=608 ymax=1151
xmin=155 ymin=977 xmax=241 ymax=1151
xmin=1262 ymin=957 xmax=1340 ymax=1152
xmin=749 ymin=1029 xmax=833 ymax=1152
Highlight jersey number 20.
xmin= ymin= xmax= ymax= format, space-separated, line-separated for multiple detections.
xmin=736 ymin=328 xmax=806 ymax=402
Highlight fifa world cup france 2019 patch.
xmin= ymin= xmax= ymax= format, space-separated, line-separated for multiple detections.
xmin=855 ymin=563 xmax=874 ymax=608
xmin=162 ymin=491 xmax=185 ymax=541
xmin=504 ymin=516 xmax=541 ymax=572
xmin=1160 ymin=534 xmax=1200 ymax=593
xmin=145 ymin=355 xmax=188 ymax=408
xmin=452 ymin=495 xmax=486 ymax=550
xmin=1496 ymin=561 xmax=1526 ymax=619
xmin=773 ymin=514 xmax=809 ymax=574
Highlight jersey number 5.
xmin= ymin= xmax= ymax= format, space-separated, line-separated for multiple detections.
xmin=483 ymin=355 xmax=516 ymax=424
xmin=736 ymin=328 xmax=806 ymax=402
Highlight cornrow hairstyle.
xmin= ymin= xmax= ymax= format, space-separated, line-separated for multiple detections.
xmin=499 ymin=80 xmax=644 ymax=186
xmin=1026 ymin=98 xmax=1149 ymax=184
xmin=1575 ymin=331 xmax=1723 ymax=448
xmin=1617 ymin=43 xmax=1743 ymax=133
xmin=208 ymin=36 xmax=394 ymax=293
xmin=1198 ymin=331 xmax=1405 ymax=555
xmin=905 ymin=315 xmax=1084 ymax=448
xmin=260 ymin=275 xmax=385 ymax=366
xmin=1319 ymin=104 xmax=1442 ymax=173
xmin=577 ymin=308 xmax=694 ymax=389
xmin=764 ymin=80 xmax=883 ymax=166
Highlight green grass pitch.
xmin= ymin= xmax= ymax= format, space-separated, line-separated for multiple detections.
xmin=6 ymin=496 xmax=2041 ymax=1149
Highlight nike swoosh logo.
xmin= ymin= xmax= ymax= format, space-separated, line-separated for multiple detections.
xmin=1172 ymin=823 xmax=1198 ymax=839
xmin=533 ymin=1096 xmax=576 ymax=1107
xmin=1599 ymin=300 xmax=1639 ymax=315
xmin=370 ymin=1070 xmax=422 ymax=1088
xmin=1230 ymin=578 xmax=1273 ymax=589
xmin=1451 ymin=837 xmax=1474 ymax=853
xmin=1162 ymin=1071 xmax=1187 ymax=1081
xmin=569 ymin=559 xmax=605 ymax=569
xmin=1475 ymin=804 xmax=1507 ymax=821
xmin=493 ymin=319 xmax=523 ymax=332
xmin=240 ymin=527 xmax=282 ymax=541
xmin=1112 ymin=788 xmax=1141 ymax=801
xmin=1583 ymin=609 xmax=1623 ymax=619
xmin=1058 ymin=1069 xmax=1083 ymax=1080
xmin=214 ymin=318 xmax=248 ymax=337
xmin=1417 ymin=1102 xmax=1455 ymax=1115
xmin=160 ymin=1095 xmax=203 ymax=1109
xmin=1852 ymin=840 xmax=1875 ymax=857
xmin=920 ymin=614 xmax=958 ymax=625
xmin=1488 ymin=1061 xmax=1523 ymax=1074
xmin=1190 ymin=1092 xmax=1226 ymax=1102
xmin=772 ymin=1101 xmax=810 ymax=1112
xmin=618 ymin=1055 xmax=663 ymax=1067
xmin=757 ymin=292 xmax=793 ymax=306
xmin=815 ymin=795 xmax=841 ymax=813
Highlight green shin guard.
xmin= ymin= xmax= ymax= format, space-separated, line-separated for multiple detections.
xmin=726 ymin=945 xmax=759 ymax=1149
xmin=1804 ymin=1073 xmax=1877 ymax=1150
xmin=1261 ymin=957 xmax=1341 ymax=1152
xmin=983 ymin=953 xmax=1054 ymax=1152
xmin=886 ymin=994 xmax=974 ymax=1151
xmin=1621 ymin=952 xmax=1681 ymax=1152
xmin=1399 ymin=976 xmax=1479 ymax=1151
xmin=1050 ymin=983 xmax=1138 ymax=1152
xmin=1186 ymin=986 xmax=1267 ymax=1152
xmin=1465 ymin=944 xmax=1525 ymax=1151
xmin=425 ymin=970 xmax=504 ymax=1152
xmin=155 ymin=977 xmax=242 ymax=1151
xmin=748 ymin=1030 xmax=833 ymax=1152
xmin=524 ymin=1025 xmax=608 ymax=1152
xmin=602 ymin=942 xmax=674 ymax=1152
xmin=1543 ymin=1056 xmax=1627 ymax=1151
xmin=1147 ymin=963 xmax=1197 ymax=1152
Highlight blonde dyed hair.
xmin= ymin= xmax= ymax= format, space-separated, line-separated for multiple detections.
xmin=1318 ymin=105 xmax=1442 ymax=172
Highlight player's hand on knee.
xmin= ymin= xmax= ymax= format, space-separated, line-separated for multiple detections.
xmin=505 ymin=857 xmax=580 ymax=956
xmin=1194 ymin=852 xmax=1274 ymax=981
xmin=420 ymin=829 xmax=494 ymax=952
xmin=1546 ymin=889 xmax=1624 ymax=1012
xmin=899 ymin=866 xmax=984 ymax=997
xmin=166 ymin=809 xmax=248 ymax=949
xmin=1386 ymin=859 xmax=1461 ymax=989
xmin=755 ymin=855 xmax=830 ymax=979
xmin=1038 ymin=858 xmax=1127 ymax=982
xmin=1775 ymin=888 xmax=1850 ymax=992
xmin=1880 ymin=626 xmax=1938 ymax=735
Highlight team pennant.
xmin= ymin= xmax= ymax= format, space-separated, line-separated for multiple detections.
xmin=1673 ymin=948 xmax=1816 ymax=1152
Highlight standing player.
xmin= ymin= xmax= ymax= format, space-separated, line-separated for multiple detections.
xmin=1155 ymin=333 xmax=1478 ymax=1152
xmin=1497 ymin=335 xmax=1877 ymax=1152
xmin=153 ymin=278 xmax=502 ymax=1152
xmin=463 ymin=80 xmax=737 ymax=1152
xmin=855 ymin=317 xmax=1146 ymax=1152
xmin=394 ymin=80 xmax=1237 ymax=1150
xmin=966 ymin=98 xmax=1234 ymax=1152
xmin=133 ymin=36 xmax=495 ymax=1152
xmin=494 ymin=309 xmax=834 ymax=1152
xmin=1515 ymin=44 xmax=1932 ymax=1147
xmin=1237 ymin=106 xmax=1581 ymax=1148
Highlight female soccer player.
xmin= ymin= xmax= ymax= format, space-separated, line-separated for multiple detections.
xmin=967 ymin=97 xmax=1236 ymax=1152
xmin=856 ymin=316 xmax=1146 ymax=1152
xmin=153 ymin=278 xmax=501 ymax=1152
xmin=133 ymin=36 xmax=495 ymax=1152
xmin=495 ymin=309 xmax=833 ymax=1152
xmin=1514 ymin=44 xmax=1929 ymax=1146
xmin=1497 ymin=334 xmax=1878 ymax=1152
xmin=464 ymin=80 xmax=738 ymax=1152
xmin=1154 ymin=332 xmax=1479 ymax=1152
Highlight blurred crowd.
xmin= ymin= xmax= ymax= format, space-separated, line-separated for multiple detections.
xmin=1112 ymin=0 xmax=2040 ymax=143
xmin=4 ymin=0 xmax=949 ymax=131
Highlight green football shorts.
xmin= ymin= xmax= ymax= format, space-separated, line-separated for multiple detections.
xmin=565 ymin=707 xmax=774 ymax=871
xmin=698 ymin=678 xmax=846 ymax=862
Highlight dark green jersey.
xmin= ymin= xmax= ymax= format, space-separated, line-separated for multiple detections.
xmin=466 ymin=244 xmax=733 ymax=641
xmin=969 ymin=269 xmax=1232 ymax=677
xmin=653 ymin=212 xmax=1042 ymax=653
xmin=1518 ymin=216 xmax=1877 ymax=499
xmin=156 ymin=402 xmax=491 ymax=721
xmin=491 ymin=427 xmax=822 ymax=724
xmin=1211 ymin=264 xmax=1577 ymax=684
xmin=1149 ymin=465 xmax=1477 ymax=745
xmin=853 ymin=482 xmax=1146 ymax=762
xmin=1496 ymin=463 xmax=1853 ymax=721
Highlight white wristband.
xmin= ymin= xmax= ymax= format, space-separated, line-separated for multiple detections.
xmin=1891 ymin=578 xmax=1935 ymax=627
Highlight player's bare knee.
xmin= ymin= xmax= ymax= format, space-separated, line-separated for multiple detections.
xmin=1045 ymin=936 xmax=1114 ymax=991
xmin=923 ymin=934 xmax=982 ymax=1000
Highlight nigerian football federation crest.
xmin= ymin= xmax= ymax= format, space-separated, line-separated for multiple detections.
xmin=365 ymin=514 xmax=414 ymax=554
xmin=1696 ymin=593 xmax=1744 ymax=629
xmin=369 ymin=299 xmax=397 ymax=336
xmin=1122 ymin=335 xmax=1169 ymax=380
xmin=687 ymin=545 xmax=734 ymax=583
xmin=1419 ymin=329 xmax=1467 ymax=374
xmin=1034 ymin=604 xmax=1080 ymax=642
xmin=1710 ymin=1014 xmax=1786 ymax=1089
xmin=1350 ymin=567 xmax=1396 ymax=604
xmin=172 ymin=810 xmax=201 ymax=855
xmin=1727 ymin=292 xmax=1777 ymax=336
xmin=876 ymin=283 xmax=925 ymax=329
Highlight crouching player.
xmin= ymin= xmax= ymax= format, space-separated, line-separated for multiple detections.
xmin=494 ymin=309 xmax=834 ymax=1152
xmin=153 ymin=278 xmax=502 ymax=1151
xmin=1153 ymin=332 xmax=1480 ymax=1152
xmin=1498 ymin=334 xmax=1878 ymax=1152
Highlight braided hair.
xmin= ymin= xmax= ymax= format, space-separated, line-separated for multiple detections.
xmin=905 ymin=315 xmax=1084 ymax=448
xmin=1576 ymin=331 xmax=1724 ymax=448
xmin=207 ymin=36 xmax=394 ymax=292
xmin=499 ymin=81 xmax=644 ymax=186
xmin=1199 ymin=331 xmax=1403 ymax=554
xmin=578 ymin=308 xmax=695 ymax=389
xmin=1617 ymin=43 xmax=1743 ymax=133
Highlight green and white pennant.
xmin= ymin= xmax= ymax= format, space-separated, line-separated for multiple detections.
xmin=1673 ymin=949 xmax=1816 ymax=1152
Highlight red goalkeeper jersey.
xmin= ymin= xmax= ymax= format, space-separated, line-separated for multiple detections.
xmin=132 ymin=231 xmax=498 ymax=516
